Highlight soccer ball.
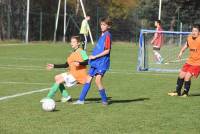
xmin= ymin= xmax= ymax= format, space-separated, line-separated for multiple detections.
xmin=42 ymin=99 xmax=56 ymax=112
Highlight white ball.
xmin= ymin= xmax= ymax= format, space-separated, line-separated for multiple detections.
xmin=42 ymin=99 xmax=56 ymax=112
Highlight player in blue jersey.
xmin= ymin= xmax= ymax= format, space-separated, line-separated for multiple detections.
xmin=73 ymin=18 xmax=112 ymax=105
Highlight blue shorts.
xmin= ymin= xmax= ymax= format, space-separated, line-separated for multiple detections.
xmin=88 ymin=67 xmax=107 ymax=77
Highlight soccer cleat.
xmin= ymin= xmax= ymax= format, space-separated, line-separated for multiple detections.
xmin=73 ymin=100 xmax=84 ymax=105
xmin=160 ymin=58 xmax=164 ymax=63
xmin=61 ymin=96 xmax=72 ymax=102
xmin=181 ymin=90 xmax=189 ymax=97
xmin=168 ymin=91 xmax=180 ymax=96
xmin=40 ymin=97 xmax=51 ymax=103
xmin=102 ymin=101 xmax=108 ymax=106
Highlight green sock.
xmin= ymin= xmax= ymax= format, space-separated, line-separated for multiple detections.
xmin=47 ymin=83 xmax=59 ymax=98
xmin=59 ymin=84 xmax=69 ymax=98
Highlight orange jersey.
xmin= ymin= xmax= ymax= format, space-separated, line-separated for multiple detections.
xmin=186 ymin=35 xmax=200 ymax=66
xmin=67 ymin=48 xmax=88 ymax=84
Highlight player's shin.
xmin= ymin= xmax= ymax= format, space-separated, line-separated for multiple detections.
xmin=59 ymin=84 xmax=69 ymax=97
xmin=79 ymin=83 xmax=91 ymax=101
xmin=184 ymin=80 xmax=191 ymax=92
xmin=47 ymin=83 xmax=59 ymax=98
xmin=176 ymin=77 xmax=184 ymax=95
xmin=99 ymin=89 xmax=107 ymax=103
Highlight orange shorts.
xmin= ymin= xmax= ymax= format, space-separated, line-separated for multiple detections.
xmin=181 ymin=63 xmax=200 ymax=78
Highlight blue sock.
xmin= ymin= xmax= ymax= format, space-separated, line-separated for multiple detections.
xmin=99 ymin=89 xmax=107 ymax=102
xmin=79 ymin=83 xmax=91 ymax=101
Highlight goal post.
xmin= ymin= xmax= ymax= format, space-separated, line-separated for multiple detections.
xmin=137 ymin=29 xmax=191 ymax=72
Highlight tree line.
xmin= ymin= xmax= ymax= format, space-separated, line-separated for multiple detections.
xmin=0 ymin=0 xmax=199 ymax=41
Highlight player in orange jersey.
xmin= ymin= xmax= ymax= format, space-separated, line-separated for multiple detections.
xmin=168 ymin=24 xmax=200 ymax=97
xmin=40 ymin=36 xmax=88 ymax=102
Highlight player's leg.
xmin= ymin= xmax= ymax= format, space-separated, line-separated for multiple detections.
xmin=59 ymin=83 xmax=72 ymax=102
xmin=83 ymin=35 xmax=88 ymax=50
xmin=95 ymin=74 xmax=108 ymax=105
xmin=153 ymin=49 xmax=163 ymax=63
xmin=182 ymin=72 xmax=192 ymax=97
xmin=168 ymin=70 xmax=186 ymax=96
xmin=73 ymin=68 xmax=94 ymax=104
xmin=46 ymin=74 xmax=66 ymax=98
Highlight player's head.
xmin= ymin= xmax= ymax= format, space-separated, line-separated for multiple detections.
xmin=100 ymin=17 xmax=112 ymax=32
xmin=155 ymin=20 xmax=161 ymax=27
xmin=85 ymin=16 xmax=90 ymax=21
xmin=191 ymin=24 xmax=200 ymax=38
xmin=70 ymin=36 xmax=81 ymax=49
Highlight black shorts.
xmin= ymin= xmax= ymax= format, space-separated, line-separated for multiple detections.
xmin=153 ymin=47 xmax=160 ymax=51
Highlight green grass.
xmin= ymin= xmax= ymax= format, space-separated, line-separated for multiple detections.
xmin=0 ymin=42 xmax=200 ymax=134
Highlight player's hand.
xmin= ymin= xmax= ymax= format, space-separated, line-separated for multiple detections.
xmin=73 ymin=61 xmax=80 ymax=67
xmin=89 ymin=55 xmax=96 ymax=60
xmin=178 ymin=52 xmax=182 ymax=60
xmin=46 ymin=64 xmax=54 ymax=70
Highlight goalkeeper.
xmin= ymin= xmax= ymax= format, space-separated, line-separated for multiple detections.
xmin=40 ymin=36 xmax=89 ymax=102
xmin=80 ymin=16 xmax=90 ymax=50
xmin=168 ymin=24 xmax=200 ymax=97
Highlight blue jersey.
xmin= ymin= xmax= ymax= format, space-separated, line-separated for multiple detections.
xmin=89 ymin=31 xmax=112 ymax=70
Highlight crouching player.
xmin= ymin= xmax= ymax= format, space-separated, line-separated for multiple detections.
xmin=40 ymin=36 xmax=88 ymax=102
xmin=168 ymin=24 xmax=200 ymax=97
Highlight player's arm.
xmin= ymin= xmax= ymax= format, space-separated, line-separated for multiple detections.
xmin=47 ymin=62 xmax=69 ymax=70
xmin=178 ymin=41 xmax=188 ymax=59
xmin=89 ymin=35 xmax=111 ymax=60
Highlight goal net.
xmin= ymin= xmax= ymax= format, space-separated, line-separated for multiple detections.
xmin=137 ymin=29 xmax=191 ymax=72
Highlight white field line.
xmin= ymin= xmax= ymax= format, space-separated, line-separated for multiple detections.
xmin=0 ymin=56 xmax=59 ymax=61
xmin=0 ymin=43 xmax=23 ymax=46
xmin=0 ymin=88 xmax=50 ymax=101
xmin=0 ymin=64 xmax=177 ymax=76
xmin=0 ymin=81 xmax=50 ymax=85
xmin=165 ymin=58 xmax=187 ymax=63
xmin=0 ymin=66 xmax=45 ymax=71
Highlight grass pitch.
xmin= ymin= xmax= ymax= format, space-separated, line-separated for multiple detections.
xmin=0 ymin=42 xmax=199 ymax=134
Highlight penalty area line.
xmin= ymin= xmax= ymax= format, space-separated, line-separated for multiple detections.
xmin=0 ymin=88 xmax=50 ymax=101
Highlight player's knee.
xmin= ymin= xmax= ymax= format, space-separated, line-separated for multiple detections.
xmin=95 ymin=78 xmax=101 ymax=86
xmin=54 ymin=75 xmax=60 ymax=81
xmin=184 ymin=73 xmax=192 ymax=81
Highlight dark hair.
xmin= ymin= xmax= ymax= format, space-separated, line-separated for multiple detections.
xmin=71 ymin=36 xmax=81 ymax=42
xmin=192 ymin=24 xmax=200 ymax=31
xmin=100 ymin=17 xmax=112 ymax=27
xmin=156 ymin=20 xmax=161 ymax=25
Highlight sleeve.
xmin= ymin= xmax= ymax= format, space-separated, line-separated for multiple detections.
xmin=54 ymin=62 xmax=69 ymax=68
xmin=79 ymin=59 xmax=89 ymax=66
xmin=105 ymin=35 xmax=111 ymax=50
xmin=80 ymin=50 xmax=88 ymax=60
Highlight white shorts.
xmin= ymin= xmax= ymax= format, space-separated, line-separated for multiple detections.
xmin=61 ymin=73 xmax=77 ymax=87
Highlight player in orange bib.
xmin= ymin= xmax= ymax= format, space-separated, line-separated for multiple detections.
xmin=40 ymin=36 xmax=88 ymax=102
xmin=168 ymin=24 xmax=200 ymax=97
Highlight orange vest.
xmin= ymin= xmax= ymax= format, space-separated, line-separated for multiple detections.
xmin=67 ymin=48 xmax=88 ymax=84
xmin=186 ymin=35 xmax=200 ymax=66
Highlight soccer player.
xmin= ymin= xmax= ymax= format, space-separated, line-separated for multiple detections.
xmin=151 ymin=20 xmax=164 ymax=64
xmin=40 ymin=36 xmax=88 ymax=102
xmin=168 ymin=24 xmax=200 ymax=97
xmin=73 ymin=18 xmax=112 ymax=105
xmin=80 ymin=16 xmax=90 ymax=50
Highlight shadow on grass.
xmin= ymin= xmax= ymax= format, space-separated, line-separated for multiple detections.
xmin=109 ymin=98 xmax=150 ymax=104
xmin=189 ymin=93 xmax=200 ymax=97
xmin=83 ymin=97 xmax=150 ymax=104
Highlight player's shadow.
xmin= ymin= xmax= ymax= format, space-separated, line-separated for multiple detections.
xmin=109 ymin=97 xmax=150 ymax=104
xmin=84 ymin=97 xmax=150 ymax=104
xmin=189 ymin=92 xmax=200 ymax=97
